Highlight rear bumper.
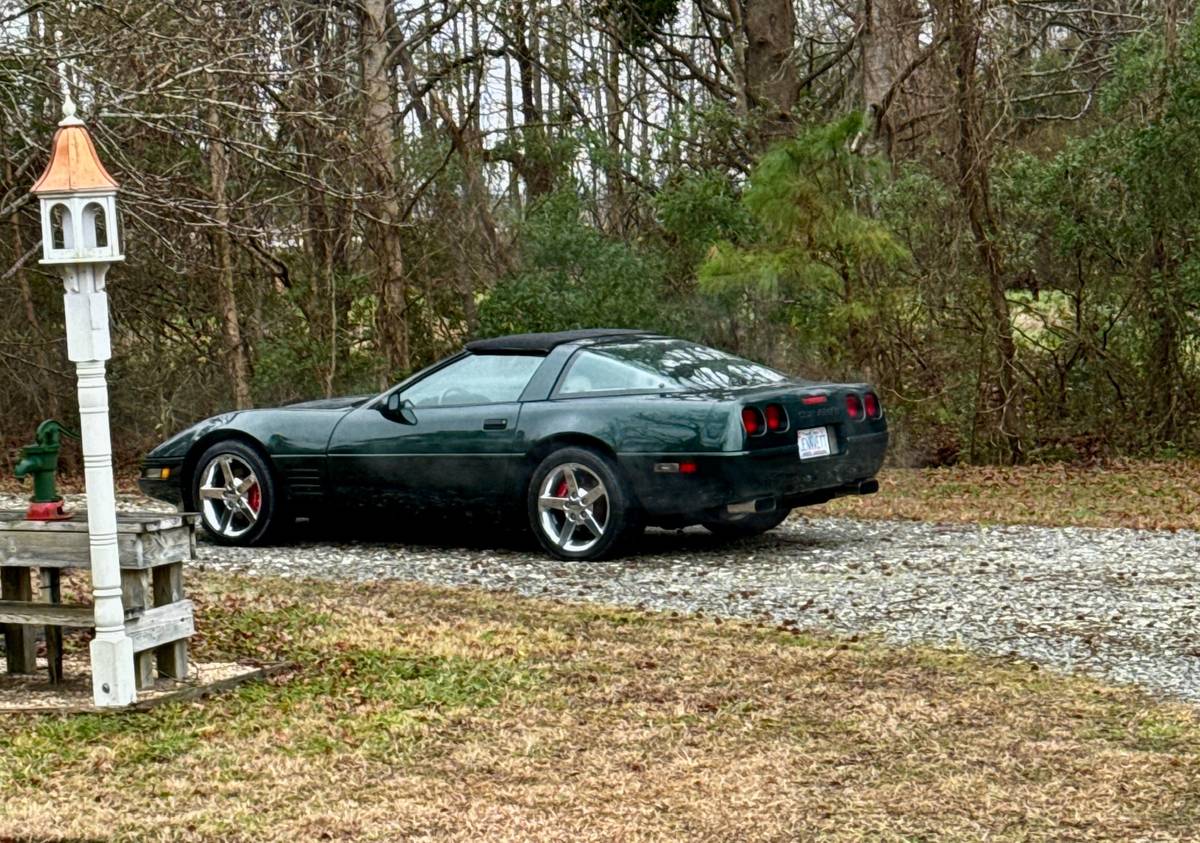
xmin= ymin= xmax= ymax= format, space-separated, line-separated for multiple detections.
xmin=622 ymin=429 xmax=888 ymax=517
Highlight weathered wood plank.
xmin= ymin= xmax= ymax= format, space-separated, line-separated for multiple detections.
xmin=121 ymin=569 xmax=152 ymax=612
xmin=0 ymin=599 xmax=96 ymax=627
xmin=0 ymin=525 xmax=194 ymax=569
xmin=138 ymin=529 xmax=195 ymax=568
xmin=126 ymin=600 xmax=194 ymax=655
xmin=40 ymin=568 xmax=64 ymax=684
xmin=152 ymin=563 xmax=188 ymax=678
xmin=0 ymin=511 xmax=199 ymax=533
xmin=1 ymin=568 xmax=37 ymax=674
xmin=153 ymin=562 xmax=184 ymax=605
xmin=134 ymin=650 xmax=156 ymax=690
xmin=125 ymin=663 xmax=286 ymax=712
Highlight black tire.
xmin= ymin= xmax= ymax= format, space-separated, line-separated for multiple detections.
xmin=701 ymin=507 xmax=791 ymax=539
xmin=191 ymin=440 xmax=282 ymax=546
xmin=527 ymin=446 xmax=639 ymax=560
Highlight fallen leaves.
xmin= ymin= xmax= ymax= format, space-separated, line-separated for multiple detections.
xmin=824 ymin=460 xmax=1200 ymax=531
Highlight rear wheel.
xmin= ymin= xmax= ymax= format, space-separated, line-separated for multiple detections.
xmin=701 ymin=507 xmax=791 ymax=539
xmin=192 ymin=441 xmax=280 ymax=545
xmin=528 ymin=447 xmax=638 ymax=560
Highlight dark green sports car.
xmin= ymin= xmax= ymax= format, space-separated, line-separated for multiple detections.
xmin=139 ymin=329 xmax=887 ymax=559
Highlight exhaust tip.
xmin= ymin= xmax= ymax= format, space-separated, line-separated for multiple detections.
xmin=727 ymin=497 xmax=777 ymax=515
xmin=856 ymin=479 xmax=879 ymax=496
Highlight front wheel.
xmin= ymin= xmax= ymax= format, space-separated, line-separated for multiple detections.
xmin=527 ymin=447 xmax=639 ymax=560
xmin=701 ymin=507 xmax=791 ymax=539
xmin=191 ymin=440 xmax=281 ymax=545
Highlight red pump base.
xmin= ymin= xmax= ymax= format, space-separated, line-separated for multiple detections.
xmin=25 ymin=499 xmax=72 ymax=522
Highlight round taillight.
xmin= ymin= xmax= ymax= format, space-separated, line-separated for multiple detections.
xmin=764 ymin=403 xmax=787 ymax=432
xmin=845 ymin=394 xmax=863 ymax=420
xmin=864 ymin=392 xmax=880 ymax=419
xmin=741 ymin=406 xmax=765 ymax=436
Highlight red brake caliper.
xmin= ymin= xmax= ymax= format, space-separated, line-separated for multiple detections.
xmin=554 ymin=478 xmax=571 ymax=532
xmin=247 ymin=482 xmax=262 ymax=514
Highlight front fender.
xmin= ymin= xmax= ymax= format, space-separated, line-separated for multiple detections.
xmin=143 ymin=407 xmax=351 ymax=512
xmin=144 ymin=414 xmax=241 ymax=463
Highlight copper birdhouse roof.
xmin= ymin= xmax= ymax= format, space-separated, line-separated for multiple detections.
xmin=31 ymin=108 xmax=119 ymax=195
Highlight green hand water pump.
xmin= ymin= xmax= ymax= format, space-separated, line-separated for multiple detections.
xmin=14 ymin=419 xmax=78 ymax=521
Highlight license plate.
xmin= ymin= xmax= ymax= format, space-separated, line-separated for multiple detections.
xmin=797 ymin=426 xmax=832 ymax=460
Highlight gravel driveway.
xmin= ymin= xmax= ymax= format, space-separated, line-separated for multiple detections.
xmin=6 ymin=492 xmax=1200 ymax=702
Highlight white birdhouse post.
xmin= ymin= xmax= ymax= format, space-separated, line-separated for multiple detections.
xmin=31 ymin=95 xmax=135 ymax=707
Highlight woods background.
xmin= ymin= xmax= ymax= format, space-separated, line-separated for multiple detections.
xmin=1 ymin=0 xmax=1197 ymax=469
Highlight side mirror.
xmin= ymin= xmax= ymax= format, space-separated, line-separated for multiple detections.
xmin=381 ymin=393 xmax=417 ymax=425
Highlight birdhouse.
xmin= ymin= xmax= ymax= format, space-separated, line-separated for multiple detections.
xmin=31 ymin=96 xmax=123 ymax=265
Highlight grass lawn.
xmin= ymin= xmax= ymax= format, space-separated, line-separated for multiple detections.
xmin=0 ymin=575 xmax=1197 ymax=841
xmin=824 ymin=459 xmax=1200 ymax=531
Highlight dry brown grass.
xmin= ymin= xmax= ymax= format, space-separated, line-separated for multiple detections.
xmin=823 ymin=460 xmax=1200 ymax=531
xmin=0 ymin=575 xmax=1197 ymax=841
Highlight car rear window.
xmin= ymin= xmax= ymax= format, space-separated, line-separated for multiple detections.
xmin=558 ymin=340 xmax=786 ymax=395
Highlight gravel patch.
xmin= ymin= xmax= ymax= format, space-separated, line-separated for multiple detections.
xmin=6 ymin=492 xmax=1200 ymax=702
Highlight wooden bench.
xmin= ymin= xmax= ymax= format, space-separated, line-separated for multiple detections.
xmin=0 ymin=511 xmax=197 ymax=688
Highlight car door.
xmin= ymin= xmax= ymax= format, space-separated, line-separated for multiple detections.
xmin=326 ymin=353 xmax=545 ymax=515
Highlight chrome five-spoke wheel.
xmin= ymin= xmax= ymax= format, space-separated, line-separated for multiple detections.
xmin=537 ymin=462 xmax=609 ymax=554
xmin=198 ymin=454 xmax=263 ymax=540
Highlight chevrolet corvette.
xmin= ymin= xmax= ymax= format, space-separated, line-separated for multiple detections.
xmin=139 ymin=329 xmax=887 ymax=559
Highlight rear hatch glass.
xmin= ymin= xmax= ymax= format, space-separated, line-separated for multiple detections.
xmin=559 ymin=339 xmax=788 ymax=395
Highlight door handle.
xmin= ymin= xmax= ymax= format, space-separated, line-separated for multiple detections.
xmin=483 ymin=418 xmax=508 ymax=430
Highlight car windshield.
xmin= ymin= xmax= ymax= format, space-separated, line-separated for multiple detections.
xmin=558 ymin=339 xmax=787 ymax=395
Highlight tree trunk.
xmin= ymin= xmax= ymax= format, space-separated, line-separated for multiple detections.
xmin=504 ymin=53 xmax=521 ymax=209
xmin=860 ymin=0 xmax=921 ymax=157
xmin=205 ymin=93 xmax=252 ymax=410
xmin=742 ymin=0 xmax=799 ymax=146
xmin=603 ymin=26 xmax=624 ymax=232
xmin=291 ymin=7 xmax=341 ymax=396
xmin=947 ymin=0 xmax=1022 ymax=463
xmin=508 ymin=0 xmax=555 ymax=198
xmin=1146 ymin=0 xmax=1181 ymax=438
xmin=361 ymin=0 xmax=409 ymax=381
xmin=724 ymin=0 xmax=751 ymax=122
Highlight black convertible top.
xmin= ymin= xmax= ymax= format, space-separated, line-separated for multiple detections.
xmin=465 ymin=328 xmax=655 ymax=355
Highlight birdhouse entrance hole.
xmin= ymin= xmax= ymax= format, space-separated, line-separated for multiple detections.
xmin=50 ymin=203 xmax=72 ymax=251
xmin=83 ymin=202 xmax=107 ymax=249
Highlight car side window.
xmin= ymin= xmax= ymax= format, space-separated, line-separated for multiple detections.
xmin=402 ymin=354 xmax=543 ymax=407
xmin=558 ymin=350 xmax=674 ymax=395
